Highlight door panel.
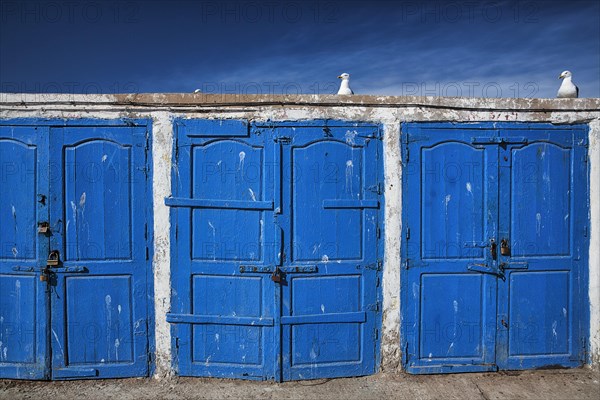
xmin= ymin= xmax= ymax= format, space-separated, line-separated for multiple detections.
xmin=0 ymin=126 xmax=49 ymax=379
xmin=281 ymin=126 xmax=381 ymax=381
xmin=403 ymin=123 xmax=589 ymax=374
xmin=167 ymin=120 xmax=276 ymax=380
xmin=402 ymin=128 xmax=498 ymax=373
xmin=168 ymin=121 xmax=383 ymax=381
xmin=49 ymin=126 xmax=150 ymax=379
xmin=510 ymin=143 xmax=571 ymax=257
xmin=497 ymin=129 xmax=587 ymax=369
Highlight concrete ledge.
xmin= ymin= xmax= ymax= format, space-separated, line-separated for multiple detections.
xmin=0 ymin=93 xmax=599 ymax=112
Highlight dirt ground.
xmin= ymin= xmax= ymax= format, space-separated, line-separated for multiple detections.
xmin=1 ymin=368 xmax=599 ymax=400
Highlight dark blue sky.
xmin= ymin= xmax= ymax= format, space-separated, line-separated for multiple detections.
xmin=1 ymin=0 xmax=599 ymax=98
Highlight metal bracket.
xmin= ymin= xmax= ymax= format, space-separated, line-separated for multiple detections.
xmin=239 ymin=265 xmax=317 ymax=273
xmin=367 ymin=182 xmax=383 ymax=195
xmin=274 ymin=136 xmax=292 ymax=144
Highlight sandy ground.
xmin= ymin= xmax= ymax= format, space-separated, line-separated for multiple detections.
xmin=1 ymin=369 xmax=599 ymax=400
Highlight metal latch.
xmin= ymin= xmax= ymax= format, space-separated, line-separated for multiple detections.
xmin=38 ymin=222 xmax=50 ymax=234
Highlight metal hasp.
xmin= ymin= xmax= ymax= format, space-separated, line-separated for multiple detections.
xmin=167 ymin=119 xmax=383 ymax=381
xmin=401 ymin=122 xmax=589 ymax=374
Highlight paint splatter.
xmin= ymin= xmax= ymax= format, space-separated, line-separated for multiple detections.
xmin=536 ymin=213 xmax=542 ymax=235
xmin=238 ymin=151 xmax=246 ymax=171
xmin=453 ymin=300 xmax=458 ymax=313
xmin=79 ymin=192 xmax=86 ymax=208
xmin=101 ymin=154 xmax=107 ymax=162
xmin=346 ymin=160 xmax=354 ymax=194
xmin=248 ymin=188 xmax=256 ymax=201
xmin=321 ymin=255 xmax=329 ymax=263
xmin=466 ymin=182 xmax=472 ymax=194
xmin=345 ymin=130 xmax=357 ymax=145
xmin=321 ymin=304 xmax=325 ymax=313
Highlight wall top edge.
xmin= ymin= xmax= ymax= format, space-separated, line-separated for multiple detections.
xmin=1 ymin=93 xmax=599 ymax=112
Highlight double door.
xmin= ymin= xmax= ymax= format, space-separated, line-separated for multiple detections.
xmin=167 ymin=120 xmax=383 ymax=381
xmin=402 ymin=123 xmax=589 ymax=373
xmin=0 ymin=121 xmax=151 ymax=379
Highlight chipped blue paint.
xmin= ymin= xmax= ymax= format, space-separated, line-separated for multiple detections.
xmin=401 ymin=122 xmax=590 ymax=374
xmin=167 ymin=119 xmax=383 ymax=381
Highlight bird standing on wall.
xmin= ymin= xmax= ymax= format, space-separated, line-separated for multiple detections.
xmin=557 ymin=70 xmax=579 ymax=98
xmin=337 ymin=73 xmax=354 ymax=95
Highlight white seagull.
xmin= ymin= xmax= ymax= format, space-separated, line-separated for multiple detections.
xmin=557 ymin=70 xmax=579 ymax=98
xmin=337 ymin=73 xmax=354 ymax=95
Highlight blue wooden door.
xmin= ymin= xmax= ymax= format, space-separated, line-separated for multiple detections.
xmin=166 ymin=120 xmax=277 ymax=379
xmin=0 ymin=125 xmax=50 ymax=379
xmin=1 ymin=121 xmax=152 ymax=380
xmin=402 ymin=123 xmax=589 ymax=373
xmin=278 ymin=125 xmax=382 ymax=380
xmin=48 ymin=125 xmax=151 ymax=379
xmin=496 ymin=128 xmax=589 ymax=369
xmin=167 ymin=120 xmax=383 ymax=381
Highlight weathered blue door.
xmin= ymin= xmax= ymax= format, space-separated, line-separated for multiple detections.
xmin=0 ymin=125 xmax=50 ymax=379
xmin=401 ymin=123 xmax=589 ymax=373
xmin=0 ymin=121 xmax=152 ymax=380
xmin=167 ymin=120 xmax=383 ymax=381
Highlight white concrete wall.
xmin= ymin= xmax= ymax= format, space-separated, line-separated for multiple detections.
xmin=1 ymin=94 xmax=598 ymax=376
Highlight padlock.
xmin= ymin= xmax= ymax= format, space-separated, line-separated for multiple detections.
xmin=47 ymin=250 xmax=60 ymax=266
xmin=271 ymin=267 xmax=282 ymax=283
xmin=500 ymin=239 xmax=510 ymax=256
xmin=38 ymin=222 xmax=50 ymax=234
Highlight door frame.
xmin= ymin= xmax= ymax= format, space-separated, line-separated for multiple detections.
xmin=0 ymin=118 xmax=155 ymax=379
xmin=400 ymin=121 xmax=590 ymax=373
xmin=168 ymin=118 xmax=385 ymax=381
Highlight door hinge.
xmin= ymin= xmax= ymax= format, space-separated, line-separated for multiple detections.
xmin=175 ymin=337 xmax=180 ymax=349
xmin=403 ymin=259 xmax=410 ymax=270
xmin=376 ymin=226 xmax=381 ymax=239
xmin=584 ymin=225 xmax=588 ymax=237
xmin=368 ymin=182 xmax=383 ymax=195
xmin=364 ymin=260 xmax=382 ymax=271
xmin=145 ymin=130 xmax=150 ymax=150
xmin=358 ymin=129 xmax=381 ymax=140
xmin=402 ymin=341 xmax=409 ymax=365
xmin=146 ymin=246 xmax=150 ymax=261
xmin=372 ymin=328 xmax=379 ymax=340
xmin=405 ymin=227 xmax=410 ymax=240
xmin=367 ymin=301 xmax=381 ymax=312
